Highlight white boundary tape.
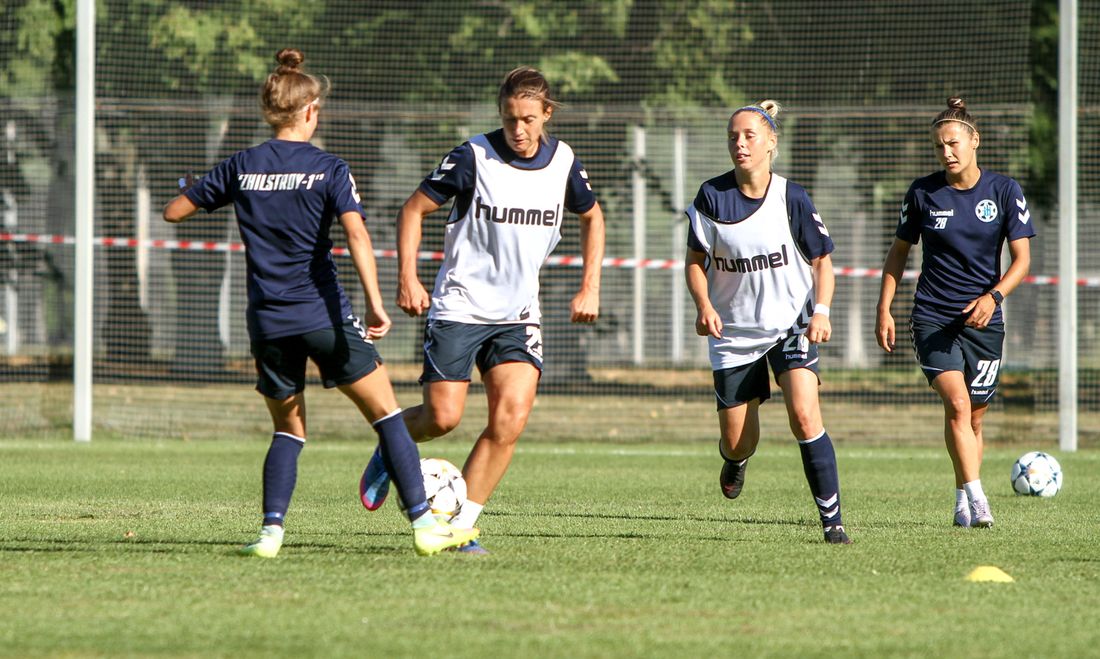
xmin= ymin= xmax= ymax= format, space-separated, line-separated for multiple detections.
xmin=1 ymin=231 xmax=1092 ymax=286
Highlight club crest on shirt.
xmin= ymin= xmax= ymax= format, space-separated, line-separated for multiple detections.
xmin=975 ymin=199 xmax=998 ymax=223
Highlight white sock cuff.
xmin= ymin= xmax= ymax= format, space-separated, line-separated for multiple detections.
xmin=273 ymin=431 xmax=305 ymax=444
xmin=963 ymin=480 xmax=986 ymax=502
xmin=798 ymin=429 xmax=827 ymax=444
xmin=372 ymin=408 xmax=404 ymax=427
xmin=451 ymin=500 xmax=484 ymax=529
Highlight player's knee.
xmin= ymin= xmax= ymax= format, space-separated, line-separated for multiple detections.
xmin=787 ymin=406 xmax=820 ymax=438
xmin=424 ymin=409 xmax=462 ymax=437
xmin=941 ymin=394 xmax=972 ymax=420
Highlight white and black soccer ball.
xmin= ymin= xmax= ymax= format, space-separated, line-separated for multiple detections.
xmin=420 ymin=458 xmax=467 ymax=520
xmin=1010 ymin=451 xmax=1063 ymax=497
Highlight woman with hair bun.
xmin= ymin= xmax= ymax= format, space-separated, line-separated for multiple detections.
xmin=685 ymin=100 xmax=851 ymax=544
xmin=358 ymin=66 xmax=606 ymax=554
xmin=163 ymin=48 xmax=478 ymax=558
xmin=876 ymin=97 xmax=1034 ymax=529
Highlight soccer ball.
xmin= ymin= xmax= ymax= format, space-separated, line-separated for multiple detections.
xmin=420 ymin=458 xmax=467 ymax=519
xmin=1010 ymin=451 xmax=1063 ymax=497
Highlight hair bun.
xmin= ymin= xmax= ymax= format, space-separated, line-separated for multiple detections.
xmin=275 ymin=48 xmax=305 ymax=74
xmin=947 ymin=96 xmax=966 ymax=111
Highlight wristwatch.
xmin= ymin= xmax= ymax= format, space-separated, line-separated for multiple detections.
xmin=988 ymin=290 xmax=1004 ymax=305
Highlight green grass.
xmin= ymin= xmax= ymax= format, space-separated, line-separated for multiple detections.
xmin=1 ymin=437 xmax=1097 ymax=658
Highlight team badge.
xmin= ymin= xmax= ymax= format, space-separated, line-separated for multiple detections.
xmin=975 ymin=199 xmax=998 ymax=223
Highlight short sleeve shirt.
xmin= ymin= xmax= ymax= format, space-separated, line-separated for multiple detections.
xmin=897 ymin=170 xmax=1035 ymax=324
xmin=185 ymin=139 xmax=365 ymax=340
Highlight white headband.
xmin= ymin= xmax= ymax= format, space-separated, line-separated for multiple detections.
xmin=933 ymin=118 xmax=976 ymax=133
xmin=297 ymin=97 xmax=320 ymax=115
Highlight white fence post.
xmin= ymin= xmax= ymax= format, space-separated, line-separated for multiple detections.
xmin=632 ymin=125 xmax=646 ymax=366
xmin=74 ymin=0 xmax=95 ymax=442
xmin=1058 ymin=0 xmax=1078 ymax=452
xmin=3 ymin=119 xmax=17 ymax=355
xmin=671 ymin=127 xmax=686 ymax=363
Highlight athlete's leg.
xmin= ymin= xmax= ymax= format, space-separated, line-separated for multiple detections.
xmin=777 ymin=367 xmax=824 ymax=440
xmin=261 ymin=394 xmax=308 ymax=528
xmin=718 ymin=401 xmax=761 ymax=461
xmin=403 ymin=381 xmax=471 ymax=442
xmin=241 ymin=393 xmax=307 ymax=557
xmin=452 ymin=362 xmax=540 ymax=524
xmin=716 ymin=400 xmax=760 ymax=500
xmin=340 ymin=366 xmax=434 ymax=520
xmin=778 ymin=368 xmax=847 ymax=541
xmin=931 ymin=371 xmax=978 ymax=486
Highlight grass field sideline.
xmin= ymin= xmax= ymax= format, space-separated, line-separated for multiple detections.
xmin=1 ymin=437 xmax=1097 ymax=657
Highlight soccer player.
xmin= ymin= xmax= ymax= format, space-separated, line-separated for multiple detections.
xmin=876 ymin=97 xmax=1034 ymax=528
xmin=359 ymin=66 xmax=606 ymax=554
xmin=162 ymin=48 xmax=478 ymax=558
xmin=685 ymin=100 xmax=851 ymax=544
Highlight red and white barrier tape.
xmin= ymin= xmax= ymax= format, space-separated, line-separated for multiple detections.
xmin=0 ymin=231 xmax=1093 ymax=286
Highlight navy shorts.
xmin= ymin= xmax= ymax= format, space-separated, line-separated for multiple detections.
xmin=910 ymin=318 xmax=1005 ymax=404
xmin=713 ymin=334 xmax=820 ymax=410
xmin=251 ymin=315 xmax=382 ymax=400
xmin=420 ymin=319 xmax=543 ymax=383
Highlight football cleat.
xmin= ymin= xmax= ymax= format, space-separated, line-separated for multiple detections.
xmin=720 ymin=458 xmax=748 ymax=499
xmin=823 ymin=525 xmax=852 ymax=545
xmin=413 ymin=521 xmax=479 ymax=557
xmin=452 ymin=538 xmax=489 ymax=555
xmin=969 ymin=499 xmax=994 ymax=528
xmin=239 ymin=525 xmax=284 ymax=558
xmin=359 ymin=445 xmax=390 ymax=511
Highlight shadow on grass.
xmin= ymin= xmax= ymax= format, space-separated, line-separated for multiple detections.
xmin=486 ymin=509 xmax=811 ymax=527
xmin=0 ymin=533 xmax=411 ymax=556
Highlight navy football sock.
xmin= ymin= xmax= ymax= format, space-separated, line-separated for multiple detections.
xmin=373 ymin=410 xmax=430 ymax=521
xmin=262 ymin=432 xmax=305 ymax=527
xmin=798 ymin=430 xmax=842 ymax=528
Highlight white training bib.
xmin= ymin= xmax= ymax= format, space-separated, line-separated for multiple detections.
xmin=430 ymin=134 xmax=574 ymax=324
xmin=687 ymin=175 xmax=815 ymax=369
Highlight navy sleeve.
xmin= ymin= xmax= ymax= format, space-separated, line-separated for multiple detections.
xmin=686 ymin=185 xmax=713 ymax=253
xmin=1003 ymin=178 xmax=1036 ymax=241
xmin=417 ymin=142 xmax=476 ymax=205
xmin=895 ymin=184 xmax=922 ymax=244
xmin=686 ymin=219 xmax=707 ymax=252
xmin=787 ymin=183 xmax=834 ymax=259
xmin=184 ymin=155 xmax=237 ymax=212
xmin=564 ymin=157 xmax=597 ymax=214
xmin=330 ymin=159 xmax=366 ymax=218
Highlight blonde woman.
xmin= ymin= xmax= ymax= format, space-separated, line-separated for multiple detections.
xmin=685 ymin=101 xmax=850 ymax=544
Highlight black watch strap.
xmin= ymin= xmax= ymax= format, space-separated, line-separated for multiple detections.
xmin=989 ymin=290 xmax=1004 ymax=305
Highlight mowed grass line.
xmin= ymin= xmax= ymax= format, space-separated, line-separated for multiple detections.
xmin=0 ymin=439 xmax=1097 ymax=658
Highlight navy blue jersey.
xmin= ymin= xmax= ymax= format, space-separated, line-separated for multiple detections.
xmin=687 ymin=172 xmax=834 ymax=261
xmin=897 ymin=170 xmax=1035 ymax=324
xmin=185 ymin=139 xmax=365 ymax=340
xmin=418 ymin=129 xmax=596 ymax=217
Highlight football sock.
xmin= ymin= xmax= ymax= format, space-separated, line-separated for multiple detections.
xmin=261 ymin=432 xmax=305 ymax=527
xmin=450 ymin=500 xmax=484 ymax=530
xmin=410 ymin=511 xmax=436 ymax=529
xmin=797 ymin=430 xmax=842 ymax=528
xmin=372 ymin=409 xmax=430 ymax=522
xmin=963 ymin=480 xmax=986 ymax=503
xmin=955 ymin=488 xmax=968 ymax=510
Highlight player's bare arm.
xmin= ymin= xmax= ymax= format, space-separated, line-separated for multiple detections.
xmin=808 ymin=253 xmax=834 ymax=344
xmin=876 ymin=238 xmax=912 ymax=352
xmin=685 ymin=248 xmax=722 ymax=339
xmin=341 ymin=211 xmax=391 ymax=340
xmin=570 ymin=202 xmax=605 ymax=323
xmin=395 ymin=189 xmax=441 ymax=317
xmin=162 ymin=192 xmax=200 ymax=223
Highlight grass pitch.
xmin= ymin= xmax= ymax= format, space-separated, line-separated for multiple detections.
xmin=1 ymin=436 xmax=1097 ymax=658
